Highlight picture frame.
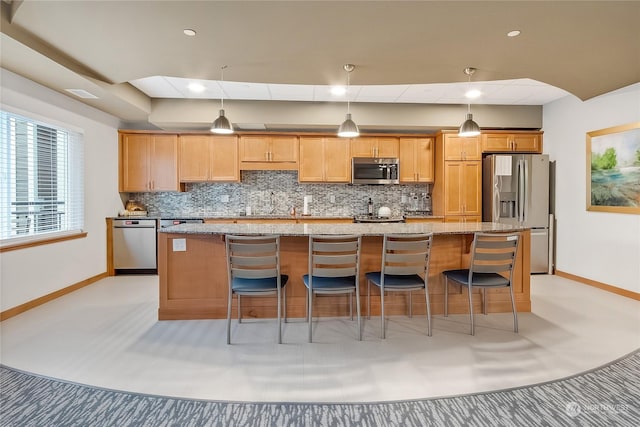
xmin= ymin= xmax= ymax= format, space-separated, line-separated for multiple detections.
xmin=586 ymin=122 xmax=640 ymax=214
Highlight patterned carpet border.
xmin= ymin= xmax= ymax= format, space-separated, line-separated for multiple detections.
xmin=1 ymin=349 xmax=639 ymax=426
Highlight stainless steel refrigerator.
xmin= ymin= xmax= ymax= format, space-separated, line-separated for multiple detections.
xmin=483 ymin=154 xmax=550 ymax=273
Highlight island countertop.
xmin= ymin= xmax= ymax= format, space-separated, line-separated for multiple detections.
xmin=158 ymin=221 xmax=527 ymax=236
xmin=157 ymin=221 xmax=532 ymax=321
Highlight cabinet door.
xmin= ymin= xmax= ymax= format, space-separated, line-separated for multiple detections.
xmin=376 ymin=137 xmax=399 ymax=158
xmin=120 ymin=134 xmax=150 ymax=192
xmin=443 ymin=135 xmax=464 ymax=161
xmin=461 ymin=161 xmax=482 ymax=215
xmin=513 ymin=134 xmax=540 ymax=152
xmin=415 ymin=138 xmax=434 ymax=182
xmin=179 ymin=135 xmax=211 ymax=181
xmin=240 ymin=136 xmax=270 ymax=161
xmin=270 ymin=136 xmax=298 ymax=162
xmin=443 ymin=161 xmax=481 ymax=216
xmin=443 ymin=162 xmax=464 ymax=215
xmin=482 ymin=133 xmax=541 ymax=153
xmin=324 ymin=137 xmax=351 ymax=182
xmin=210 ymin=136 xmax=239 ymax=181
xmin=461 ymin=137 xmax=481 ymax=160
xmin=482 ymin=134 xmax=511 ymax=152
xmin=399 ymin=138 xmax=417 ymax=181
xmin=150 ymin=135 xmax=179 ymax=191
xmin=299 ymin=137 xmax=325 ymax=182
xmin=444 ymin=134 xmax=480 ymax=160
xmin=351 ymin=138 xmax=375 ymax=157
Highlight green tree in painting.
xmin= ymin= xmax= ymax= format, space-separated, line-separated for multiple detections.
xmin=591 ymin=147 xmax=618 ymax=170
xmin=635 ymin=149 xmax=640 ymax=166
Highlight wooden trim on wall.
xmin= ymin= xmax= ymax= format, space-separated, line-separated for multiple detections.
xmin=0 ymin=272 xmax=108 ymax=321
xmin=0 ymin=232 xmax=88 ymax=253
xmin=555 ymin=270 xmax=640 ymax=301
xmin=106 ymin=218 xmax=114 ymax=276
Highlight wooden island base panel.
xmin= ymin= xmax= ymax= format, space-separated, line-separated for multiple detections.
xmin=157 ymin=223 xmax=531 ymax=321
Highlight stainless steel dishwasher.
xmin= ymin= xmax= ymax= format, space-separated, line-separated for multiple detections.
xmin=112 ymin=218 xmax=157 ymax=273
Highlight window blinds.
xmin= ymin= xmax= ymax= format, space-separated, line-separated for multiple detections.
xmin=0 ymin=110 xmax=84 ymax=242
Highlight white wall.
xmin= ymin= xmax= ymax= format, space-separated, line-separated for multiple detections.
xmin=0 ymin=69 xmax=123 ymax=312
xmin=543 ymin=83 xmax=640 ymax=293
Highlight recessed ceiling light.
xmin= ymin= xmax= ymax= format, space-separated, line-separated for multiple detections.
xmin=507 ymin=30 xmax=521 ymax=37
xmin=187 ymin=82 xmax=205 ymax=93
xmin=331 ymin=86 xmax=346 ymax=96
xmin=183 ymin=29 xmax=196 ymax=37
xmin=465 ymin=89 xmax=482 ymax=99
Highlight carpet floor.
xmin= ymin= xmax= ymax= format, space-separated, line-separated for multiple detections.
xmin=1 ymin=350 xmax=638 ymax=427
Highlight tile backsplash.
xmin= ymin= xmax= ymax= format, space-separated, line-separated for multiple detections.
xmin=131 ymin=171 xmax=430 ymax=217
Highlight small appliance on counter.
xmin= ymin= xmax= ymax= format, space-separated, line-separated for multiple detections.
xmin=121 ymin=200 xmax=148 ymax=217
xmin=377 ymin=206 xmax=391 ymax=218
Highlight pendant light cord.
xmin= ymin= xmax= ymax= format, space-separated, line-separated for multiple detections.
xmin=464 ymin=67 xmax=475 ymax=114
xmin=220 ymin=65 xmax=227 ymax=110
xmin=346 ymin=68 xmax=351 ymax=114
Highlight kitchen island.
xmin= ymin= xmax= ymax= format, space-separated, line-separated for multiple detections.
xmin=158 ymin=222 xmax=531 ymax=320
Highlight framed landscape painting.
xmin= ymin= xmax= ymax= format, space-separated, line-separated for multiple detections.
xmin=586 ymin=122 xmax=640 ymax=214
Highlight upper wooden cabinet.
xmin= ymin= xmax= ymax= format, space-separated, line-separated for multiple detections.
xmin=350 ymin=137 xmax=399 ymax=158
xmin=399 ymin=137 xmax=434 ymax=183
xmin=119 ymin=133 xmax=181 ymax=192
xmin=431 ymin=131 xmax=482 ymax=221
xmin=239 ymin=135 xmax=298 ymax=170
xmin=179 ymin=135 xmax=239 ymax=182
xmin=482 ymin=132 xmax=542 ymax=153
xmin=442 ymin=133 xmax=481 ymax=161
xmin=299 ymin=137 xmax=351 ymax=182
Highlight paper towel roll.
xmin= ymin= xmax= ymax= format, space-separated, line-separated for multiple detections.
xmin=303 ymin=195 xmax=311 ymax=215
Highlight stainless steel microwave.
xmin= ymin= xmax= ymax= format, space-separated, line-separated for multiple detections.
xmin=351 ymin=157 xmax=400 ymax=184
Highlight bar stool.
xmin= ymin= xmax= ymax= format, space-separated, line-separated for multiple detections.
xmin=365 ymin=233 xmax=433 ymax=338
xmin=303 ymin=235 xmax=362 ymax=342
xmin=225 ymin=235 xmax=288 ymax=344
xmin=442 ymin=232 xmax=520 ymax=335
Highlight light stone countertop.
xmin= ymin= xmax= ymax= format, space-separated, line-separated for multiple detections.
xmin=159 ymin=221 xmax=527 ymax=236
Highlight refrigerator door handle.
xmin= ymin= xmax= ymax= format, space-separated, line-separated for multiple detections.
xmin=493 ymin=176 xmax=501 ymax=222
xmin=523 ymin=157 xmax=529 ymax=223
xmin=516 ymin=159 xmax=523 ymax=223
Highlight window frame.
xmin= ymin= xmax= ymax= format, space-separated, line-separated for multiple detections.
xmin=0 ymin=107 xmax=85 ymax=250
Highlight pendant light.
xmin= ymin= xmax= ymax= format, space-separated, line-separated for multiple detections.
xmin=337 ymin=64 xmax=359 ymax=138
xmin=211 ymin=65 xmax=234 ymax=134
xmin=458 ymin=67 xmax=481 ymax=137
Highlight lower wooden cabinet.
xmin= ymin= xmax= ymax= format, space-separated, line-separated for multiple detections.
xmin=443 ymin=161 xmax=482 ymax=218
xmin=444 ymin=215 xmax=481 ymax=223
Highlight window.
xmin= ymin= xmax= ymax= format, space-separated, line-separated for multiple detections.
xmin=1 ymin=110 xmax=84 ymax=244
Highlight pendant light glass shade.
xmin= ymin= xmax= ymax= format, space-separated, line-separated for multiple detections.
xmin=210 ymin=65 xmax=234 ymax=134
xmin=338 ymin=113 xmax=359 ymax=137
xmin=458 ymin=67 xmax=481 ymax=137
xmin=211 ymin=109 xmax=234 ymax=134
xmin=337 ymin=64 xmax=359 ymax=138
xmin=458 ymin=113 xmax=481 ymax=137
